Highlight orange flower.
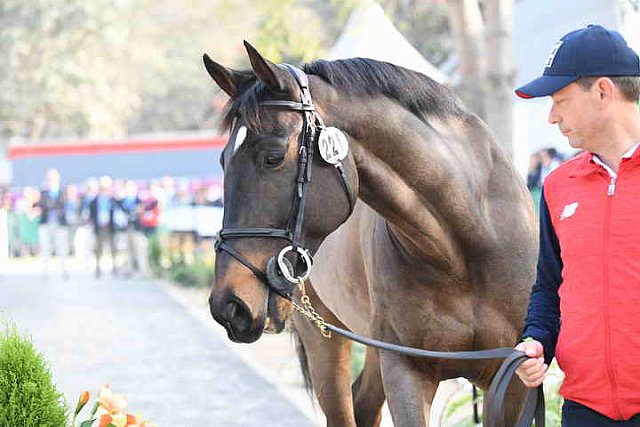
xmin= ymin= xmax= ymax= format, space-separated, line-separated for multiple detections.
xmin=96 ymin=384 xmax=127 ymax=416
xmin=79 ymin=390 xmax=90 ymax=405
xmin=111 ymin=413 xmax=127 ymax=427
xmin=84 ymin=385 xmax=154 ymax=427
xmin=124 ymin=413 xmax=156 ymax=427
xmin=99 ymin=413 xmax=127 ymax=427
xmin=71 ymin=390 xmax=92 ymax=425
xmin=98 ymin=414 xmax=113 ymax=427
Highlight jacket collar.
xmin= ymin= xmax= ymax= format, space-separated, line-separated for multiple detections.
xmin=569 ymin=143 xmax=640 ymax=178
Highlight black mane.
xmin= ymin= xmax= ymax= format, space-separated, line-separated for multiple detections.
xmin=304 ymin=58 xmax=462 ymax=118
xmin=222 ymin=58 xmax=462 ymax=132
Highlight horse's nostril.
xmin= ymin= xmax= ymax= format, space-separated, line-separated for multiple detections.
xmin=226 ymin=299 xmax=252 ymax=334
xmin=226 ymin=301 xmax=238 ymax=319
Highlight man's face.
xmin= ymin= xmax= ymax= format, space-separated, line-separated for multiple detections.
xmin=548 ymin=82 xmax=605 ymax=151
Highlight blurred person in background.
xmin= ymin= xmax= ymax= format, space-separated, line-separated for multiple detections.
xmin=192 ymin=185 xmax=209 ymax=207
xmin=14 ymin=187 xmax=40 ymax=257
xmin=89 ymin=176 xmax=116 ymax=278
xmin=527 ymin=151 xmax=543 ymax=191
xmin=75 ymin=178 xmax=99 ymax=266
xmin=111 ymin=178 xmax=129 ymax=272
xmin=206 ymin=182 xmax=223 ymax=207
xmin=34 ymin=169 xmax=68 ymax=279
xmin=539 ymin=147 xmax=563 ymax=184
xmin=133 ymin=185 xmax=160 ymax=277
xmin=527 ymin=147 xmax=564 ymax=191
xmin=63 ymin=184 xmax=81 ymax=257
xmin=167 ymin=179 xmax=194 ymax=262
xmin=159 ymin=175 xmax=175 ymax=207
xmin=118 ymin=180 xmax=141 ymax=277
xmin=168 ymin=179 xmax=192 ymax=208
xmin=1 ymin=191 xmax=17 ymax=259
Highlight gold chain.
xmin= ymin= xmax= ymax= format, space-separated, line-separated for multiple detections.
xmin=290 ymin=278 xmax=331 ymax=338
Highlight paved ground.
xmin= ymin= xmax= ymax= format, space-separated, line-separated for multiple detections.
xmin=0 ymin=258 xmax=323 ymax=426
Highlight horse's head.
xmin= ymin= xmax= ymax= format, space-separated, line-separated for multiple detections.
xmin=204 ymin=42 xmax=358 ymax=343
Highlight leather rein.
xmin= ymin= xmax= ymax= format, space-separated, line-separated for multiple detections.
xmin=214 ymin=64 xmax=545 ymax=427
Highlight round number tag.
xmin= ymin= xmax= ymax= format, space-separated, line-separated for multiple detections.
xmin=318 ymin=127 xmax=349 ymax=165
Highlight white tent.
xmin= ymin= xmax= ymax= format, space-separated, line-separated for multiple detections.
xmin=328 ymin=1 xmax=448 ymax=83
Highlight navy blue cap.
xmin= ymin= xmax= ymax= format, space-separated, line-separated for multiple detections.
xmin=516 ymin=25 xmax=640 ymax=99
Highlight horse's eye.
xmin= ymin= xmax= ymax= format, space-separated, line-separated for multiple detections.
xmin=263 ymin=152 xmax=285 ymax=168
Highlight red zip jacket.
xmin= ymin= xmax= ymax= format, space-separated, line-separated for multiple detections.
xmin=523 ymin=148 xmax=640 ymax=420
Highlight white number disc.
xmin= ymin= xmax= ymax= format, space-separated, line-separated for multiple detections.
xmin=318 ymin=127 xmax=349 ymax=165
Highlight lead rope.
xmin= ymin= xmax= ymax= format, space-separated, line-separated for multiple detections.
xmin=289 ymin=277 xmax=544 ymax=427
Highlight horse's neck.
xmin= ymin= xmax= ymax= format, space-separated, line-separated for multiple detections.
xmin=321 ymin=94 xmax=498 ymax=264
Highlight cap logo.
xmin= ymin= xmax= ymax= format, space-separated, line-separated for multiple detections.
xmin=544 ymin=41 xmax=563 ymax=68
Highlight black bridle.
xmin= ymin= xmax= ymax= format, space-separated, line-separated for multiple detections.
xmin=214 ymin=64 xmax=544 ymax=427
xmin=214 ymin=63 xmax=355 ymax=299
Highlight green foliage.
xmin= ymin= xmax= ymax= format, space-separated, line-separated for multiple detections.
xmin=443 ymin=385 xmax=481 ymax=427
xmin=1 ymin=0 xmax=139 ymax=139
xmin=1 ymin=0 xmax=454 ymax=141
xmin=350 ymin=342 xmax=365 ymax=378
xmin=250 ymin=0 xmax=324 ymax=63
xmin=443 ymin=363 xmax=565 ymax=426
xmin=380 ymin=0 xmax=451 ymax=66
xmin=0 ymin=324 xmax=68 ymax=427
xmin=169 ymin=260 xmax=214 ymax=288
xmin=148 ymin=233 xmax=164 ymax=275
xmin=0 ymin=0 xmax=235 ymax=139
xmin=149 ymin=231 xmax=214 ymax=288
xmin=542 ymin=360 xmax=564 ymax=427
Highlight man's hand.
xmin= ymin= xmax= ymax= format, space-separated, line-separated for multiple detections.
xmin=515 ymin=339 xmax=547 ymax=388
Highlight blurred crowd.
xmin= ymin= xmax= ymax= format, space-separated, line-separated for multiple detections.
xmin=0 ymin=149 xmax=569 ymax=277
xmin=0 ymin=169 xmax=223 ymax=279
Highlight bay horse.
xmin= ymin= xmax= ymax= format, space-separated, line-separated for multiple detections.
xmin=205 ymin=42 xmax=537 ymax=426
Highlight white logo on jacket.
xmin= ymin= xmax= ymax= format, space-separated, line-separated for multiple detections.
xmin=560 ymin=202 xmax=579 ymax=220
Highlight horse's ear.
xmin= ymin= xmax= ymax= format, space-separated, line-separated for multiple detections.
xmin=243 ymin=40 xmax=290 ymax=92
xmin=203 ymin=54 xmax=247 ymax=97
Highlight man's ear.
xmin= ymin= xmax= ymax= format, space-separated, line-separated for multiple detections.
xmin=596 ymin=77 xmax=615 ymax=103
xmin=203 ymin=54 xmax=252 ymax=97
xmin=243 ymin=40 xmax=292 ymax=92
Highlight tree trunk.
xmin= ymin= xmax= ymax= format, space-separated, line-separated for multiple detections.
xmin=447 ymin=0 xmax=514 ymax=158
xmin=446 ymin=0 xmax=487 ymax=120
xmin=484 ymin=0 xmax=514 ymax=157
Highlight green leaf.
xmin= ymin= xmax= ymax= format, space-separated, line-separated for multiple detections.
xmin=79 ymin=419 xmax=96 ymax=427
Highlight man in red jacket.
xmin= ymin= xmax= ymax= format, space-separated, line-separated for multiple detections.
xmin=514 ymin=25 xmax=640 ymax=426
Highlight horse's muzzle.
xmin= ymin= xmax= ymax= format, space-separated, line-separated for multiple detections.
xmin=209 ymin=292 xmax=264 ymax=343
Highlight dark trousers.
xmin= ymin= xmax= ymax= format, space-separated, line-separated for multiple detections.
xmin=562 ymin=400 xmax=640 ymax=426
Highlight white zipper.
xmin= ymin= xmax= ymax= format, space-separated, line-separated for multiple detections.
xmin=607 ymin=177 xmax=616 ymax=196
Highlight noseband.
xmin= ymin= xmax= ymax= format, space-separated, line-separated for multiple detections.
xmin=214 ymin=64 xmax=355 ymax=299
